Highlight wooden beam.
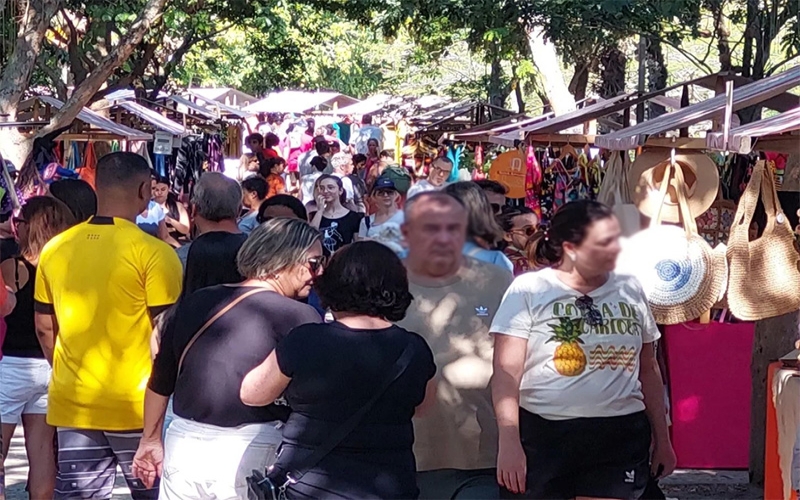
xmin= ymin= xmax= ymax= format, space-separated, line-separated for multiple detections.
xmin=642 ymin=137 xmax=708 ymax=149
xmin=528 ymin=134 xmax=597 ymax=145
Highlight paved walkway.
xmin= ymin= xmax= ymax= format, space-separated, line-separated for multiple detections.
xmin=3 ymin=427 xmax=765 ymax=499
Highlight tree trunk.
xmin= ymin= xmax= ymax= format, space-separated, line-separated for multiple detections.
xmin=598 ymin=45 xmax=627 ymax=98
xmin=0 ymin=128 xmax=33 ymax=172
xmin=709 ymin=0 xmax=733 ymax=72
xmin=525 ymin=26 xmax=576 ymax=116
xmin=38 ymin=0 xmax=168 ymax=137
xmin=750 ymin=312 xmax=800 ymax=485
xmin=646 ymin=37 xmax=668 ymax=119
xmin=488 ymin=56 xmax=506 ymax=108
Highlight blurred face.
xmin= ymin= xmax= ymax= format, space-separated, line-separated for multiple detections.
xmin=368 ymin=140 xmax=379 ymax=155
xmin=330 ymin=142 xmax=341 ymax=155
xmin=317 ymin=178 xmax=342 ymax=204
xmin=428 ymin=161 xmax=451 ymax=187
xmin=271 ymin=162 xmax=286 ymax=176
xmin=565 ymin=216 xmax=622 ymax=275
xmin=372 ymin=188 xmax=399 ymax=211
xmin=485 ymin=191 xmax=506 ymax=214
xmin=249 ymin=139 xmax=262 ymax=153
xmin=152 ymin=182 xmax=169 ymax=204
xmin=12 ymin=215 xmax=28 ymax=245
xmin=243 ymin=189 xmax=259 ymax=209
xmin=506 ymin=213 xmax=539 ymax=249
xmin=281 ymin=242 xmax=325 ymax=298
xmin=402 ymin=197 xmax=467 ymax=278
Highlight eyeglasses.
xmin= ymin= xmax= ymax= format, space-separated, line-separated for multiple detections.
xmin=511 ymin=225 xmax=537 ymax=237
xmin=491 ymin=203 xmax=502 ymax=214
xmin=430 ymin=166 xmax=450 ymax=175
xmin=307 ymin=255 xmax=327 ymax=275
xmin=575 ymin=295 xmax=605 ymax=327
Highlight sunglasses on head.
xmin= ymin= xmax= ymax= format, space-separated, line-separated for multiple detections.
xmin=575 ymin=295 xmax=605 ymax=327
xmin=307 ymin=255 xmax=327 ymax=274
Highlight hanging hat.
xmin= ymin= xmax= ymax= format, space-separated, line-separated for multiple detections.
xmin=628 ymin=150 xmax=719 ymax=223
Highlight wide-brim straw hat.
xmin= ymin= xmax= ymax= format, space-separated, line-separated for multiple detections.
xmin=629 ymin=150 xmax=719 ymax=223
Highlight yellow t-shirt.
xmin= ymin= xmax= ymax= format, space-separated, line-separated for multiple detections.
xmin=35 ymin=216 xmax=182 ymax=430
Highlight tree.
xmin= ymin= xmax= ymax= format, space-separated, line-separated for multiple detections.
xmin=0 ymin=0 xmax=167 ymax=169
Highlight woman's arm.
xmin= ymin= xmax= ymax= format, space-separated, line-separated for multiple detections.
xmin=240 ymin=350 xmax=291 ymax=407
xmin=491 ymin=334 xmax=528 ymax=494
xmin=310 ymin=199 xmax=325 ymax=229
xmin=157 ymin=220 xmax=181 ymax=248
xmin=414 ymin=378 xmax=438 ymax=416
xmin=639 ymin=342 xmax=676 ymax=479
xmin=132 ymin=389 xmax=169 ymax=489
xmin=166 ymin=204 xmax=191 ymax=237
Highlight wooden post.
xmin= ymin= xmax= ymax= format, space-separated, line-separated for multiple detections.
xmin=750 ymin=311 xmax=800 ymax=485
xmin=679 ymin=85 xmax=690 ymax=137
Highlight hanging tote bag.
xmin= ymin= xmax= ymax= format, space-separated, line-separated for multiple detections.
xmin=726 ymin=160 xmax=800 ymax=321
xmin=597 ymin=151 xmax=640 ymax=236
xmin=616 ymin=160 xmax=727 ymax=325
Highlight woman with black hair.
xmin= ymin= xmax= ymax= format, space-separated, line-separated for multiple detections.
xmin=490 ymin=200 xmax=675 ymax=499
xmin=49 ymin=178 xmax=97 ymax=223
xmin=257 ymin=194 xmax=308 ymax=222
xmin=152 ymin=176 xmax=190 ymax=242
xmin=310 ymin=174 xmax=363 ymax=255
xmin=241 ymin=241 xmax=436 ymax=499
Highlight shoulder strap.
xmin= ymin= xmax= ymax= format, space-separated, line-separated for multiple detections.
xmin=177 ymin=288 xmax=268 ymax=372
xmin=281 ymin=342 xmax=416 ymax=486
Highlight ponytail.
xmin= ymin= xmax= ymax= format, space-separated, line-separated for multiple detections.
xmin=527 ymin=229 xmax=563 ymax=268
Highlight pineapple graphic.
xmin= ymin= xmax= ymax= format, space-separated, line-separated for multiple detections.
xmin=546 ymin=317 xmax=587 ymax=377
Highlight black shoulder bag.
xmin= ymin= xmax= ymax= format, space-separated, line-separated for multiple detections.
xmin=247 ymin=343 xmax=415 ymax=500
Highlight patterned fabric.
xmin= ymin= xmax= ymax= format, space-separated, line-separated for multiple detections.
xmin=504 ymin=246 xmax=531 ymax=277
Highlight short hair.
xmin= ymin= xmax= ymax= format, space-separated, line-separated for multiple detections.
xmin=237 ymin=218 xmax=321 ymax=279
xmin=379 ymin=150 xmax=393 ymax=159
xmin=191 ymin=172 xmax=242 ymax=222
xmin=475 ymin=179 xmax=508 ymax=196
xmin=257 ymin=194 xmax=307 ymax=223
xmin=310 ymin=156 xmax=328 ymax=173
xmin=443 ymin=181 xmax=505 ymax=246
xmin=315 ymin=138 xmax=331 ymax=156
xmin=315 ymin=174 xmax=347 ymax=205
xmin=246 ymin=133 xmax=263 ymax=145
xmin=404 ymin=190 xmax=465 ymax=220
xmin=241 ymin=176 xmax=268 ymax=200
xmin=95 ymin=152 xmax=151 ymax=192
xmin=49 ymin=179 xmax=97 ymax=223
xmin=314 ymin=241 xmax=413 ymax=322
xmin=362 ymin=114 xmax=373 ymax=125
xmin=264 ymin=132 xmax=280 ymax=148
xmin=19 ymin=196 xmax=76 ymax=260
xmin=330 ymin=152 xmax=352 ymax=172
xmin=352 ymin=154 xmax=367 ymax=166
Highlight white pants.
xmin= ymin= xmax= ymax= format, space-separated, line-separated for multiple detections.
xmin=0 ymin=356 xmax=50 ymax=424
xmin=160 ymin=416 xmax=283 ymax=500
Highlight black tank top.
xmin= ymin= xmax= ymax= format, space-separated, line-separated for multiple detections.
xmin=2 ymin=257 xmax=44 ymax=358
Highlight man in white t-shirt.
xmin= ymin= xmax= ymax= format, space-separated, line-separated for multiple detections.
xmin=350 ymin=114 xmax=383 ymax=155
xmin=406 ymin=157 xmax=452 ymax=199
xmin=398 ymin=192 xmax=513 ymax=499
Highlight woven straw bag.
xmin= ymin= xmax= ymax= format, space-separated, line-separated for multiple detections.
xmin=616 ymin=160 xmax=727 ymax=325
xmin=597 ymin=151 xmax=640 ymax=236
xmin=726 ymin=160 xmax=800 ymax=321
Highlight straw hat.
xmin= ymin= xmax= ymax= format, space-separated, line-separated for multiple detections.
xmin=628 ymin=150 xmax=719 ymax=223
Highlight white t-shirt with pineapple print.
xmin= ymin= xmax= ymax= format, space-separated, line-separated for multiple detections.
xmin=490 ymin=267 xmax=660 ymax=421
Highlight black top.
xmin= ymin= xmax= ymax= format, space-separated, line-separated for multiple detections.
xmin=149 ymin=285 xmax=322 ymax=427
xmin=319 ymin=211 xmax=363 ymax=255
xmin=273 ymin=322 xmax=436 ymax=499
xmin=1 ymin=257 xmax=43 ymax=358
xmin=183 ymin=231 xmax=247 ymax=294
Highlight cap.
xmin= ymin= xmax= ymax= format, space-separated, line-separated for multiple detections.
xmin=372 ymin=176 xmax=397 ymax=193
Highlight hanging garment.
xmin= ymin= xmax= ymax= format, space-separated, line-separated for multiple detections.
xmin=130 ymin=141 xmax=154 ymax=171
xmin=524 ymin=146 xmax=542 ymax=218
xmin=154 ymin=154 xmax=167 ymax=179
xmin=78 ymin=142 xmax=97 ymax=190
xmin=173 ymin=136 xmax=206 ymax=197
xmin=446 ymin=144 xmax=464 ymax=182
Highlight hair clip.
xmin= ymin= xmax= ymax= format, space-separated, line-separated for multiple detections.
xmin=544 ymin=230 xmax=550 ymax=242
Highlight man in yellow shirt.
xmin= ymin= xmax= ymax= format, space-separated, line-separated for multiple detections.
xmin=35 ymin=152 xmax=182 ymax=499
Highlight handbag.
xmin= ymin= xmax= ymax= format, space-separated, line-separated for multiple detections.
xmin=616 ymin=160 xmax=726 ymax=325
xmin=247 ymin=342 xmax=416 ymax=500
xmin=726 ymin=160 xmax=800 ymax=321
xmin=597 ymin=151 xmax=640 ymax=236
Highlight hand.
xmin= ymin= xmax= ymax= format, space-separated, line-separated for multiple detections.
xmin=315 ymin=195 xmax=327 ymax=209
xmin=132 ymin=437 xmax=164 ymax=489
xmin=497 ymin=437 xmax=527 ymax=494
xmin=650 ymin=439 xmax=677 ymax=480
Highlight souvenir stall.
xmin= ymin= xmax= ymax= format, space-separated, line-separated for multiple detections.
xmin=591 ymin=65 xmax=800 ymax=479
xmin=15 ymin=95 xmax=152 ymax=194
xmin=705 ymin=105 xmax=800 ymax=499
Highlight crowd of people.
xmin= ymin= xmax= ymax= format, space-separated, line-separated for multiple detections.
xmin=0 ymin=121 xmax=677 ymax=500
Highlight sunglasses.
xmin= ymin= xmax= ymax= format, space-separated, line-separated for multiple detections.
xmin=491 ymin=203 xmax=502 ymax=214
xmin=12 ymin=217 xmax=26 ymax=226
xmin=307 ymin=255 xmax=327 ymax=274
xmin=575 ymin=295 xmax=605 ymax=327
xmin=374 ymin=189 xmax=396 ymax=197
xmin=511 ymin=225 xmax=537 ymax=237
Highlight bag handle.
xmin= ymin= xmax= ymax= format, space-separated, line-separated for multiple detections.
xmin=649 ymin=160 xmax=674 ymax=229
xmin=729 ymin=161 xmax=768 ymax=246
xmin=276 ymin=342 xmax=416 ymax=487
xmin=672 ymin=163 xmax=700 ymax=237
xmin=177 ymin=288 xmax=270 ymax=372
